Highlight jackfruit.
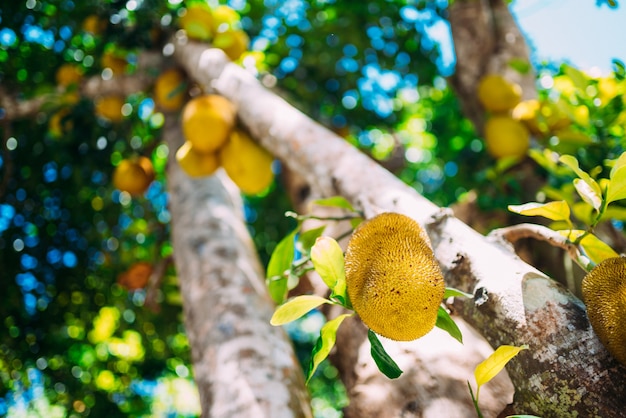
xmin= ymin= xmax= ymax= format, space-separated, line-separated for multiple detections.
xmin=182 ymin=95 xmax=236 ymax=154
xmin=582 ymin=256 xmax=626 ymax=366
xmin=477 ymin=74 xmax=522 ymax=113
xmin=344 ymin=212 xmax=445 ymax=341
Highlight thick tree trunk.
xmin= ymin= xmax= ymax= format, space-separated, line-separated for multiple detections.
xmin=174 ymin=41 xmax=626 ymax=417
xmin=165 ymin=116 xmax=312 ymax=418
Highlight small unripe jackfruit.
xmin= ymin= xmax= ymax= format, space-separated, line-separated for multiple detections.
xmin=344 ymin=212 xmax=445 ymax=341
xmin=582 ymin=256 xmax=626 ymax=366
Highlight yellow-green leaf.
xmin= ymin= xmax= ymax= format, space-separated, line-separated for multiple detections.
xmin=607 ymin=165 xmax=626 ymax=204
xmin=270 ymin=295 xmax=331 ymax=326
xmin=311 ymin=236 xmax=346 ymax=294
xmin=508 ymin=201 xmax=571 ymax=222
xmin=313 ymin=196 xmax=355 ymax=212
xmin=475 ymin=344 xmax=528 ymax=396
xmin=306 ymin=313 xmax=352 ymax=383
xmin=444 ymin=287 xmax=473 ymax=299
xmin=563 ymin=64 xmax=589 ymax=95
xmin=558 ymin=230 xmax=619 ymax=264
xmin=559 ymin=155 xmax=603 ymax=199
xmin=609 ymin=151 xmax=626 ymax=178
xmin=297 ymin=225 xmax=327 ymax=253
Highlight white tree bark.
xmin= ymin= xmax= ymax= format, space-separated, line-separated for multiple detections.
xmin=165 ymin=116 xmax=312 ymax=418
xmin=173 ymin=40 xmax=626 ymax=417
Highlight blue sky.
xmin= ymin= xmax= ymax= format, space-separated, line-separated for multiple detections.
xmin=511 ymin=0 xmax=626 ymax=73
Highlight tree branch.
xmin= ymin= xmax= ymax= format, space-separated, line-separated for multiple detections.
xmin=165 ymin=115 xmax=312 ymax=418
xmin=173 ymin=39 xmax=626 ymax=417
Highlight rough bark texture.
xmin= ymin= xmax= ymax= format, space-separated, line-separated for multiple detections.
xmin=448 ymin=0 xmax=536 ymax=132
xmin=173 ymin=40 xmax=626 ymax=417
xmin=165 ymin=117 xmax=312 ymax=418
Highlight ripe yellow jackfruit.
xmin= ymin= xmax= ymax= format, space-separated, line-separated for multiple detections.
xmin=176 ymin=141 xmax=220 ymax=178
xmin=344 ymin=212 xmax=445 ymax=341
xmin=219 ymin=129 xmax=274 ymax=194
xmin=478 ymin=74 xmax=522 ymax=113
xmin=113 ymin=156 xmax=155 ymax=196
xmin=182 ymin=95 xmax=236 ymax=154
xmin=484 ymin=115 xmax=530 ymax=159
xmin=154 ymin=68 xmax=186 ymax=112
xmin=582 ymin=256 xmax=626 ymax=366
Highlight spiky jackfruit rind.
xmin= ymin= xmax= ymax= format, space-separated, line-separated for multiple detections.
xmin=582 ymin=256 xmax=626 ymax=366
xmin=344 ymin=212 xmax=445 ymax=341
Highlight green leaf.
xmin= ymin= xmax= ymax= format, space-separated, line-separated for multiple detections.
xmin=558 ymin=230 xmax=619 ymax=264
xmin=270 ymin=295 xmax=331 ymax=326
xmin=609 ymin=151 xmax=626 ymax=178
xmin=474 ymin=344 xmax=528 ymax=397
xmin=313 ymin=196 xmax=355 ymax=212
xmin=444 ymin=287 xmax=473 ymax=299
xmin=306 ymin=313 xmax=352 ymax=383
xmin=613 ymin=59 xmax=626 ymax=81
xmin=607 ymin=166 xmax=626 ymax=204
xmin=559 ymin=155 xmax=603 ymax=200
xmin=310 ymin=236 xmax=346 ymax=293
xmin=508 ymin=201 xmax=571 ymax=222
xmin=435 ymin=307 xmax=463 ymax=344
xmin=573 ymin=178 xmax=602 ymax=211
xmin=508 ymin=58 xmax=531 ymax=74
xmin=368 ymin=330 xmax=403 ymax=379
xmin=297 ymin=225 xmax=326 ymax=253
xmin=563 ymin=65 xmax=589 ymax=95
xmin=350 ymin=217 xmax=363 ymax=229
xmin=266 ymin=228 xmax=298 ymax=304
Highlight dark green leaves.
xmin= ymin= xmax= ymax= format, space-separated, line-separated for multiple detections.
xmin=368 ymin=330 xmax=403 ymax=379
xmin=435 ymin=307 xmax=463 ymax=344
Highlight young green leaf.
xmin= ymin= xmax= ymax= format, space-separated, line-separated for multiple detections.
xmin=558 ymin=230 xmax=619 ymax=264
xmin=306 ymin=313 xmax=352 ymax=383
xmin=297 ymin=225 xmax=327 ymax=253
xmin=266 ymin=228 xmax=298 ymax=304
xmin=310 ymin=236 xmax=346 ymax=298
xmin=474 ymin=344 xmax=528 ymax=398
xmin=435 ymin=307 xmax=463 ymax=344
xmin=444 ymin=287 xmax=473 ymax=299
xmin=268 ymin=277 xmax=288 ymax=306
xmin=313 ymin=196 xmax=355 ymax=212
xmin=508 ymin=201 xmax=571 ymax=222
xmin=270 ymin=295 xmax=332 ymax=326
xmin=368 ymin=330 xmax=403 ymax=379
